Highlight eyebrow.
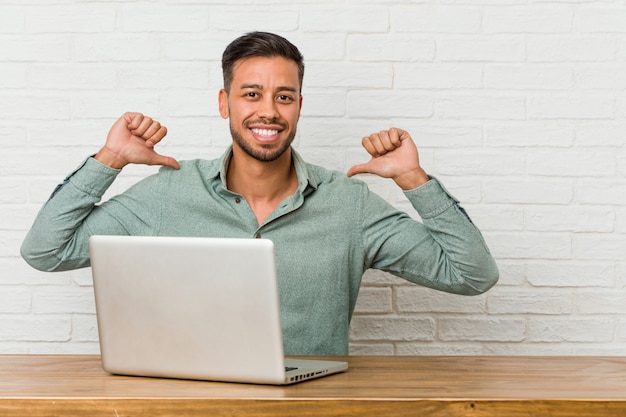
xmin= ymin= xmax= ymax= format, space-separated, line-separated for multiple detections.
xmin=240 ymin=83 xmax=298 ymax=93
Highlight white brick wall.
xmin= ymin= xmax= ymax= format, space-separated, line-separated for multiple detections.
xmin=1 ymin=0 xmax=625 ymax=356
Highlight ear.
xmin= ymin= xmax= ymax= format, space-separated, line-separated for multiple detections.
xmin=218 ymin=89 xmax=229 ymax=119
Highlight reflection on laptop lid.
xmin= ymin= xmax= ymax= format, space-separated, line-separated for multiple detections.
xmin=88 ymin=235 xmax=348 ymax=385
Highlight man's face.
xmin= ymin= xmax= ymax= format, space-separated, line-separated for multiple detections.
xmin=219 ymin=56 xmax=302 ymax=163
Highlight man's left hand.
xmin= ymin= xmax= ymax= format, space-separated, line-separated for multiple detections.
xmin=347 ymin=127 xmax=430 ymax=190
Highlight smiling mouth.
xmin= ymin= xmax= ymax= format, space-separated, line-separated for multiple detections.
xmin=251 ymin=128 xmax=279 ymax=137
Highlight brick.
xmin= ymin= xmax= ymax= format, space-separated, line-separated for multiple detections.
xmin=301 ymin=6 xmax=388 ymax=33
xmin=435 ymin=150 xmax=525 ymax=176
xmin=401 ymin=125 xmax=483 ymax=148
xmin=525 ymin=206 xmax=615 ymax=232
xmin=483 ymin=179 xmax=574 ymax=204
xmin=347 ymin=91 xmax=433 ymax=119
xmin=350 ymin=316 xmax=435 ymax=341
xmin=528 ymin=95 xmax=615 ymax=120
xmin=488 ymin=288 xmax=574 ymax=314
xmin=0 ymin=259 xmax=71 ymax=286
xmin=528 ymin=37 xmax=618 ymax=62
xmin=25 ymin=6 xmax=116 ymax=33
xmin=354 ymin=287 xmax=392 ymax=314
xmin=300 ymin=92 xmax=346 ymax=117
xmin=438 ymin=318 xmax=526 ymax=342
xmin=576 ymin=290 xmax=626 ymax=314
xmin=436 ymin=95 xmax=526 ymax=120
xmin=0 ymin=125 xmax=27 ymax=148
xmin=573 ymin=234 xmax=626 ymax=261
xmin=485 ymin=64 xmax=573 ymax=90
xmin=395 ymin=64 xmax=483 ymax=89
xmin=396 ymin=287 xmax=486 ymax=313
xmin=527 ymin=262 xmax=614 ymax=287
xmin=0 ymin=178 xmax=27 ymax=204
xmin=0 ymin=231 xmax=26 ymax=257
xmin=288 ymin=33 xmax=346 ymax=61
xmin=298 ymin=118 xmax=389 ymax=147
xmin=349 ymin=343 xmax=394 ymax=356
xmin=576 ymin=7 xmax=626 ymax=33
xmin=485 ymin=232 xmax=572 ymax=260
xmin=71 ymin=93 xmax=161 ymax=119
xmin=494 ymin=261 xmax=526 ymax=286
xmin=0 ymin=205 xmax=39 ymax=231
xmin=210 ymin=8 xmax=298 ymax=32
xmin=396 ymin=342 xmax=484 ymax=356
xmin=0 ymin=36 xmax=70 ymax=62
xmin=485 ymin=122 xmax=574 ymax=147
xmin=392 ymin=6 xmax=481 ymax=33
xmin=576 ymin=66 xmax=626 ymax=90
xmin=33 ymin=288 xmax=96 ymax=314
xmin=0 ymin=289 xmax=31 ymax=314
xmin=527 ymin=318 xmax=614 ymax=342
xmin=305 ymin=62 xmax=393 ymax=89
xmin=438 ymin=36 xmax=525 ymax=62
xmin=72 ymin=314 xmax=99 ymax=342
xmin=119 ymin=5 xmax=210 ymax=32
xmin=578 ymin=180 xmax=626 ymax=205
xmin=0 ymin=95 xmax=70 ymax=120
xmin=118 ymin=63 xmax=211 ymax=89
xmin=617 ymin=208 xmax=626 ymax=233
xmin=0 ymin=316 xmax=71 ymax=342
xmin=0 ymin=6 xmax=24 ymax=33
xmin=576 ymin=123 xmax=626 ymax=147
xmin=30 ymin=64 xmax=117 ymax=90
xmin=162 ymin=91 xmax=216 ymax=118
xmin=29 ymin=120 xmax=111 ymax=148
xmin=618 ymin=319 xmax=626 ymax=341
xmin=348 ymin=35 xmax=435 ymax=62
xmin=360 ymin=269 xmax=408 ymax=287
xmin=163 ymin=35 xmax=228 ymax=61
xmin=483 ymin=7 xmax=572 ymax=33
xmin=465 ymin=205 xmax=524 ymax=231
xmin=75 ymin=35 xmax=161 ymax=62
xmin=0 ymin=64 xmax=27 ymax=89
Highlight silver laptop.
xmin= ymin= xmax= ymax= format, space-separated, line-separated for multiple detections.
xmin=88 ymin=235 xmax=348 ymax=385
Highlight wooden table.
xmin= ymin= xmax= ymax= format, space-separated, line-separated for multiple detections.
xmin=1 ymin=355 xmax=625 ymax=416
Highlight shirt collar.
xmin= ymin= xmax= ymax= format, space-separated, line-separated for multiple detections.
xmin=207 ymin=145 xmax=319 ymax=192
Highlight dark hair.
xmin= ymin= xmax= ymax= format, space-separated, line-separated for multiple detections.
xmin=221 ymin=31 xmax=304 ymax=92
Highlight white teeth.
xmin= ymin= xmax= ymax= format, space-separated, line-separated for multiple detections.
xmin=251 ymin=128 xmax=278 ymax=137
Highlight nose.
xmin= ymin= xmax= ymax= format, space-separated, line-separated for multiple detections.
xmin=257 ymin=95 xmax=279 ymax=121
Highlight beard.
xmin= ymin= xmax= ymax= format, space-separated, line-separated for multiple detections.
xmin=230 ymin=120 xmax=296 ymax=163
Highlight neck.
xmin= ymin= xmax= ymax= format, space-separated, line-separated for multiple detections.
xmin=226 ymin=146 xmax=298 ymax=224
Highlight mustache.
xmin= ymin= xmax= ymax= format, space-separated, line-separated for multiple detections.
xmin=245 ymin=118 xmax=287 ymax=128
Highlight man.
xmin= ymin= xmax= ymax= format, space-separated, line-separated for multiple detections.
xmin=21 ymin=32 xmax=498 ymax=355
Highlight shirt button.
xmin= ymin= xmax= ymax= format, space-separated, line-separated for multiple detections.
xmin=235 ymin=197 xmax=241 ymax=204
xmin=254 ymin=233 xmax=261 ymax=239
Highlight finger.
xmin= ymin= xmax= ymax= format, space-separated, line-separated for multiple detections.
xmin=126 ymin=112 xmax=144 ymax=130
xmin=362 ymin=135 xmax=382 ymax=157
xmin=387 ymin=128 xmax=403 ymax=147
xmin=346 ymin=162 xmax=371 ymax=177
xmin=145 ymin=126 xmax=168 ymax=148
xmin=370 ymin=133 xmax=389 ymax=156
xmin=147 ymin=151 xmax=180 ymax=170
xmin=131 ymin=116 xmax=155 ymax=137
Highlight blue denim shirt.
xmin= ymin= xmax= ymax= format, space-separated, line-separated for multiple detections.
xmin=21 ymin=147 xmax=498 ymax=355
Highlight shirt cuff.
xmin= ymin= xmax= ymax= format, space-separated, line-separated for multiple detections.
xmin=53 ymin=157 xmax=120 ymax=198
xmin=402 ymin=176 xmax=459 ymax=220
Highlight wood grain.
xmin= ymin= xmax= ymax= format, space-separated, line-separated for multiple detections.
xmin=1 ymin=355 xmax=626 ymax=416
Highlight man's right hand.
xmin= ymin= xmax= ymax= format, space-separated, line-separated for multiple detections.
xmin=94 ymin=112 xmax=180 ymax=170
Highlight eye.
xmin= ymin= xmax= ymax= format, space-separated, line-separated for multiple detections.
xmin=277 ymin=94 xmax=294 ymax=102
xmin=246 ymin=92 xmax=259 ymax=99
